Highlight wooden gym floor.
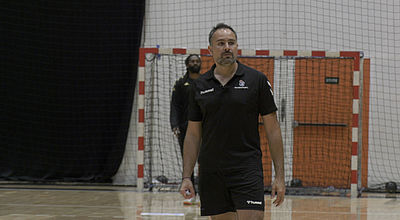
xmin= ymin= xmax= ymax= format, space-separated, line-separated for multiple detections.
xmin=0 ymin=184 xmax=399 ymax=220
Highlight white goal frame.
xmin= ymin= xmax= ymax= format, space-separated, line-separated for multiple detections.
xmin=136 ymin=48 xmax=364 ymax=198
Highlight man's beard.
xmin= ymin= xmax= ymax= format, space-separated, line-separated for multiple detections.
xmin=188 ymin=65 xmax=201 ymax=73
xmin=216 ymin=52 xmax=236 ymax=65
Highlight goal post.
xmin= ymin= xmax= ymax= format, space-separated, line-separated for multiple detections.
xmin=133 ymin=48 xmax=368 ymax=197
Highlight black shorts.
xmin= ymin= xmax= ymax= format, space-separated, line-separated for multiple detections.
xmin=198 ymin=168 xmax=265 ymax=216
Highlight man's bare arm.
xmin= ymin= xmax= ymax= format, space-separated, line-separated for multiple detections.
xmin=262 ymin=112 xmax=285 ymax=206
xmin=180 ymin=121 xmax=202 ymax=199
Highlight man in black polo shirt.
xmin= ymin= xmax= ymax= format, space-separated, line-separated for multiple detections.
xmin=170 ymin=54 xmax=201 ymax=205
xmin=180 ymin=23 xmax=285 ymax=219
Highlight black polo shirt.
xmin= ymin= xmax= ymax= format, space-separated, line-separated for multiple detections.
xmin=170 ymin=72 xmax=194 ymax=131
xmin=188 ymin=61 xmax=277 ymax=171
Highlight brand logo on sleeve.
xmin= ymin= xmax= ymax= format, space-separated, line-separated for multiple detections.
xmin=200 ymin=88 xmax=214 ymax=95
xmin=267 ymin=81 xmax=274 ymax=95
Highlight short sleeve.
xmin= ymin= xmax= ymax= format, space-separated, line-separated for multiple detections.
xmin=258 ymin=73 xmax=278 ymax=115
xmin=188 ymin=82 xmax=203 ymax=121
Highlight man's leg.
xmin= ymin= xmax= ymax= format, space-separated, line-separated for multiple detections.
xmin=208 ymin=209 xmax=263 ymax=220
xmin=210 ymin=212 xmax=237 ymax=220
xmin=237 ymin=210 xmax=263 ymax=220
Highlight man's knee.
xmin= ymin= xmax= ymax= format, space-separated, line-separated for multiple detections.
xmin=209 ymin=210 xmax=263 ymax=220
xmin=237 ymin=209 xmax=264 ymax=220
xmin=210 ymin=212 xmax=237 ymax=220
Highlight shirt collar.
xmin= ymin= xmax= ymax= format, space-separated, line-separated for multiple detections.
xmin=205 ymin=61 xmax=244 ymax=80
xmin=184 ymin=72 xmax=197 ymax=83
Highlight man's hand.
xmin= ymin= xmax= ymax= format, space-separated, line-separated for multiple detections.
xmin=271 ymin=178 xmax=285 ymax=206
xmin=180 ymin=178 xmax=195 ymax=199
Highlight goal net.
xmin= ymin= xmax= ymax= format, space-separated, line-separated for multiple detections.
xmin=117 ymin=49 xmax=370 ymax=196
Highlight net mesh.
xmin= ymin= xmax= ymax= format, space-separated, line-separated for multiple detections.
xmin=127 ymin=0 xmax=400 ymax=192
xmin=127 ymin=53 xmax=364 ymax=193
xmin=144 ymin=54 xmax=185 ymax=188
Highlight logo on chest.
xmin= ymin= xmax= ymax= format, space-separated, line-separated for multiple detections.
xmin=234 ymin=80 xmax=248 ymax=89
xmin=200 ymin=88 xmax=215 ymax=95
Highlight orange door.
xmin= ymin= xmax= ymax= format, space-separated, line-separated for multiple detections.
xmin=292 ymin=58 xmax=354 ymax=188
